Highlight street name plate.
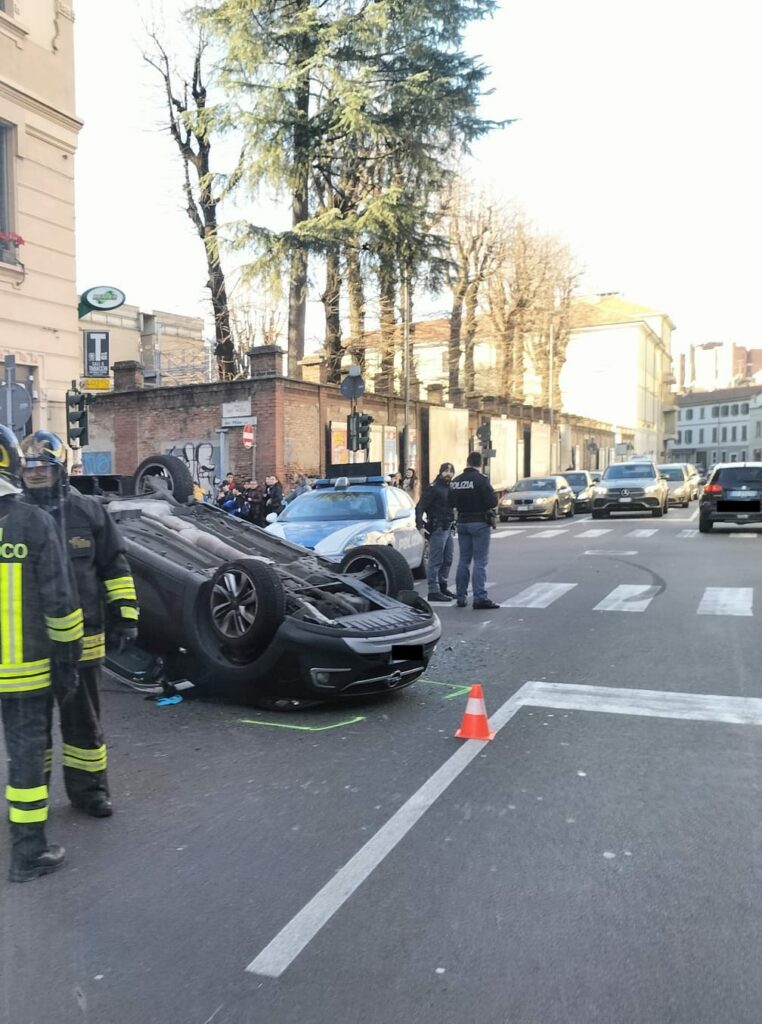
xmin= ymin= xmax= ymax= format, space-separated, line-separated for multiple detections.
xmin=81 ymin=378 xmax=111 ymax=391
xmin=223 ymin=399 xmax=251 ymax=419
xmin=222 ymin=415 xmax=258 ymax=427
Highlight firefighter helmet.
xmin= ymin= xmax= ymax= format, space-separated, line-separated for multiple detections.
xmin=21 ymin=430 xmax=68 ymax=496
xmin=0 ymin=425 xmax=23 ymax=496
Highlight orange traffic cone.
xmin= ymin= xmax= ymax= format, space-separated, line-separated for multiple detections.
xmin=455 ymin=683 xmax=495 ymax=741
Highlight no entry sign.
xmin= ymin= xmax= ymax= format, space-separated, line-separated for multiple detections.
xmin=242 ymin=422 xmax=255 ymax=449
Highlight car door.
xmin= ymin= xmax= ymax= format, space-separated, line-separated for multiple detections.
xmin=386 ymin=488 xmax=425 ymax=568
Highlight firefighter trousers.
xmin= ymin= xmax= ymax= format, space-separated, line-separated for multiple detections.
xmin=2 ymin=694 xmax=50 ymax=864
xmin=47 ymin=664 xmax=109 ymax=807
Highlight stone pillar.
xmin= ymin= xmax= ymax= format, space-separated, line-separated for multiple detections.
xmin=112 ymin=361 xmax=144 ymax=392
xmin=426 ymin=384 xmax=444 ymax=406
xmin=299 ymin=355 xmax=328 ymax=384
xmin=248 ymin=345 xmax=284 ymax=378
xmin=449 ymin=386 xmax=465 ymax=407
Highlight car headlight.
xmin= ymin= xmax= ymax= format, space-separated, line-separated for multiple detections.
xmin=593 ymin=485 xmax=608 ymax=496
xmin=345 ymin=532 xmax=371 ymax=548
xmin=500 ymin=498 xmax=514 ymax=506
xmin=536 ymin=496 xmax=551 ymax=504
xmin=644 ymin=484 xmax=660 ymax=494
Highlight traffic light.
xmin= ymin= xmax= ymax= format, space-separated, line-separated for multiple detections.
xmin=357 ymin=412 xmax=373 ymax=450
xmin=347 ymin=411 xmax=360 ymax=452
xmin=66 ymin=389 xmax=89 ymax=447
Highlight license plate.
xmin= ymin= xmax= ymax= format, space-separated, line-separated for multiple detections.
xmin=392 ymin=644 xmax=423 ymax=661
xmin=737 ymin=514 xmax=749 ymax=519
xmin=728 ymin=490 xmax=758 ymax=499
xmin=619 ymin=497 xmax=632 ymax=503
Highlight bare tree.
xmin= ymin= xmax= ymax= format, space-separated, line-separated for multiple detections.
xmin=144 ymin=31 xmax=240 ymax=380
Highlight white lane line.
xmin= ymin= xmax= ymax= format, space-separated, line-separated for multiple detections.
xmin=529 ymin=529 xmax=568 ymax=539
xmin=697 ymin=587 xmax=753 ymax=617
xmin=576 ymin=529 xmax=612 ymax=538
xmin=500 ymin=582 xmax=577 ymax=609
xmin=626 ymin=529 xmax=657 ymax=538
xmin=689 ymin=507 xmax=699 ymax=521
xmin=245 ymin=689 xmax=527 ymax=978
xmin=492 ymin=530 xmax=525 ymax=540
xmin=584 ymin=550 xmax=638 ymax=556
xmin=593 ymin=584 xmax=660 ymax=613
xmin=522 ymin=681 xmax=762 ymax=725
xmin=730 ymin=533 xmax=757 ymax=539
xmin=677 ymin=529 xmax=698 ymax=538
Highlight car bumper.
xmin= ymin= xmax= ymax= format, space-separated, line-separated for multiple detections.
xmin=700 ymin=503 xmax=762 ymax=524
xmin=667 ymin=493 xmax=690 ymax=504
xmin=592 ymin=497 xmax=662 ymax=512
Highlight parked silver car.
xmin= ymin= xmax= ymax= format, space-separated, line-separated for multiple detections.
xmin=559 ymin=470 xmax=596 ymax=512
xmin=499 ymin=476 xmax=575 ymax=521
xmin=592 ymin=462 xmax=669 ymax=518
xmin=657 ymin=464 xmax=692 ymax=507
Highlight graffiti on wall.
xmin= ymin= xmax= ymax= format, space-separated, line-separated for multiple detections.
xmin=165 ymin=441 xmax=219 ymax=497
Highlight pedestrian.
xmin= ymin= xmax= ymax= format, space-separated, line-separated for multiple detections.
xmin=21 ymin=431 xmax=139 ymax=819
xmin=243 ymin=478 xmax=265 ymax=526
xmin=415 ymin=462 xmax=456 ymax=603
xmin=0 ymin=426 xmax=83 ymax=882
xmin=389 ymin=472 xmax=402 ymax=488
xmin=264 ymin=475 xmax=284 ymax=517
xmin=449 ymin=451 xmax=500 ymax=609
xmin=284 ymin=473 xmax=311 ymax=505
xmin=402 ymin=467 xmax=418 ymax=502
xmin=216 ymin=472 xmax=237 ymax=505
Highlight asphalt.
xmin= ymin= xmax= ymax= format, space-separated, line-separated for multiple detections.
xmin=3 ymin=504 xmax=762 ymax=1024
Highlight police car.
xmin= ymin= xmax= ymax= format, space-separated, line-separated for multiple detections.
xmin=266 ymin=465 xmax=427 ymax=578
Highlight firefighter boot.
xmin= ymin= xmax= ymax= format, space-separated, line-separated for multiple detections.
xmin=9 ymin=843 xmax=66 ymax=883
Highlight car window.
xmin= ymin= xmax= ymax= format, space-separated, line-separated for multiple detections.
xmin=602 ymin=464 xmax=656 ymax=480
xmin=386 ymin=488 xmax=408 ymax=518
xmin=514 ymin=478 xmax=555 ymax=490
xmin=658 ymin=467 xmax=685 ymax=481
xmin=562 ymin=473 xmax=587 ymax=487
xmin=715 ymin=467 xmax=762 ymax=487
xmin=279 ymin=489 xmax=384 ymax=521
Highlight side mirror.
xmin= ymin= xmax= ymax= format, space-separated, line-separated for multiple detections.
xmin=266 ymin=512 xmax=278 ymax=524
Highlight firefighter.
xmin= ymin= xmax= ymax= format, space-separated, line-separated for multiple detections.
xmin=21 ymin=431 xmax=138 ymax=818
xmin=0 ymin=425 xmax=83 ymax=882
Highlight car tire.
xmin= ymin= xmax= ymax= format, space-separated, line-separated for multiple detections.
xmin=565 ymin=502 xmax=574 ymax=518
xmin=499 ymin=515 xmax=508 ymax=522
xmin=208 ymin=558 xmax=286 ymax=654
xmin=339 ymin=545 xmax=414 ymax=598
xmin=591 ymin=510 xmax=602 ymax=520
xmin=549 ymin=502 xmax=559 ymax=521
xmin=663 ymin=500 xmax=669 ymax=515
xmin=133 ymin=454 xmax=194 ymax=503
xmin=699 ymin=517 xmax=714 ymax=533
xmin=412 ymin=538 xmax=428 ymax=580
xmin=652 ymin=503 xmax=664 ymax=518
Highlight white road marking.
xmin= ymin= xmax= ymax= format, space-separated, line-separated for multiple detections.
xmin=626 ymin=529 xmax=657 ymax=538
xmin=529 ymin=529 xmax=568 ymax=539
xmin=492 ymin=530 xmax=525 ymax=540
xmin=593 ymin=584 xmax=660 ymax=612
xmin=245 ymin=688 xmax=527 ymax=978
xmin=584 ymin=550 xmax=638 ymax=556
xmin=677 ymin=529 xmax=698 ymax=538
xmin=522 ymin=681 xmax=762 ymax=725
xmin=689 ymin=507 xmax=699 ymax=521
xmin=730 ymin=533 xmax=757 ymax=539
xmin=697 ymin=587 xmax=753 ymax=617
xmin=500 ymin=582 xmax=577 ymax=609
xmin=576 ymin=529 xmax=612 ymax=538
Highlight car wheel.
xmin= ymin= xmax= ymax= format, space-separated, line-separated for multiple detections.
xmin=549 ymin=502 xmax=559 ymax=521
xmin=499 ymin=515 xmax=508 ymax=522
xmin=699 ymin=517 xmax=714 ymax=533
xmin=591 ymin=510 xmax=602 ymax=520
xmin=339 ymin=545 xmax=414 ymax=597
xmin=208 ymin=558 xmax=285 ymax=654
xmin=133 ymin=454 xmax=194 ymax=503
xmin=663 ymin=500 xmax=669 ymax=515
xmin=652 ymin=503 xmax=664 ymax=518
xmin=565 ymin=502 xmax=575 ymax=518
xmin=412 ymin=538 xmax=428 ymax=580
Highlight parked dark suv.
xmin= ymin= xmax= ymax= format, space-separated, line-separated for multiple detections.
xmin=699 ymin=463 xmax=762 ymax=532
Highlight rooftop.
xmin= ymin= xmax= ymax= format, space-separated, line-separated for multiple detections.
xmin=677 ymin=385 xmax=762 ymax=406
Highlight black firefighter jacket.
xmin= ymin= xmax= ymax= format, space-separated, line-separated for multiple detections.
xmin=51 ymin=491 xmax=138 ymax=665
xmin=0 ymin=497 xmax=83 ymax=697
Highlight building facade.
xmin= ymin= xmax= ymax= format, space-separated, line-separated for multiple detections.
xmin=0 ymin=0 xmax=81 ymax=434
xmin=668 ymin=385 xmax=762 ymax=468
xmin=679 ymin=340 xmax=762 ymax=392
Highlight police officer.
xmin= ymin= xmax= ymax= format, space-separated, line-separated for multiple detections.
xmin=415 ymin=462 xmax=456 ymax=602
xmin=449 ymin=451 xmax=500 ymax=609
xmin=0 ymin=426 xmax=83 ymax=881
xmin=21 ymin=432 xmax=138 ymax=818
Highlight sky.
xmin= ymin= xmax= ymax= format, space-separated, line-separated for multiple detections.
xmin=74 ymin=0 xmax=762 ymax=357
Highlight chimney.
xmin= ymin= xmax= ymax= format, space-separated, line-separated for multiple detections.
xmin=112 ymin=361 xmax=144 ymax=392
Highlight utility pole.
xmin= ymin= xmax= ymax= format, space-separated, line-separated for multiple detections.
xmin=401 ymin=269 xmax=411 ymax=477
xmin=548 ymin=316 xmax=555 ymax=473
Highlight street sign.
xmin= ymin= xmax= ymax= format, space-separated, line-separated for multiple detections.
xmin=340 ymin=374 xmax=365 ymax=400
xmin=0 ymin=383 xmax=32 ymax=433
xmin=84 ymin=330 xmax=110 ymax=377
xmin=222 ymin=414 xmax=258 ymax=428
xmin=242 ymin=423 xmax=255 ymax=449
xmin=223 ymin=399 xmax=251 ymax=419
xmin=81 ymin=377 xmax=111 ymax=391
xmin=78 ymin=286 xmax=126 ymax=319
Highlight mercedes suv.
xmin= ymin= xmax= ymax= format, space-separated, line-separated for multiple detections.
xmin=591 ymin=461 xmax=669 ymax=518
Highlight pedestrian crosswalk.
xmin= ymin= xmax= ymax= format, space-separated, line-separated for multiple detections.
xmin=494 ymin=525 xmax=760 ymax=541
xmin=497 ymin=581 xmax=755 ymax=617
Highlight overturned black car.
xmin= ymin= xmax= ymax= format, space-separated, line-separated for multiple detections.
xmin=75 ymin=456 xmax=440 ymax=704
